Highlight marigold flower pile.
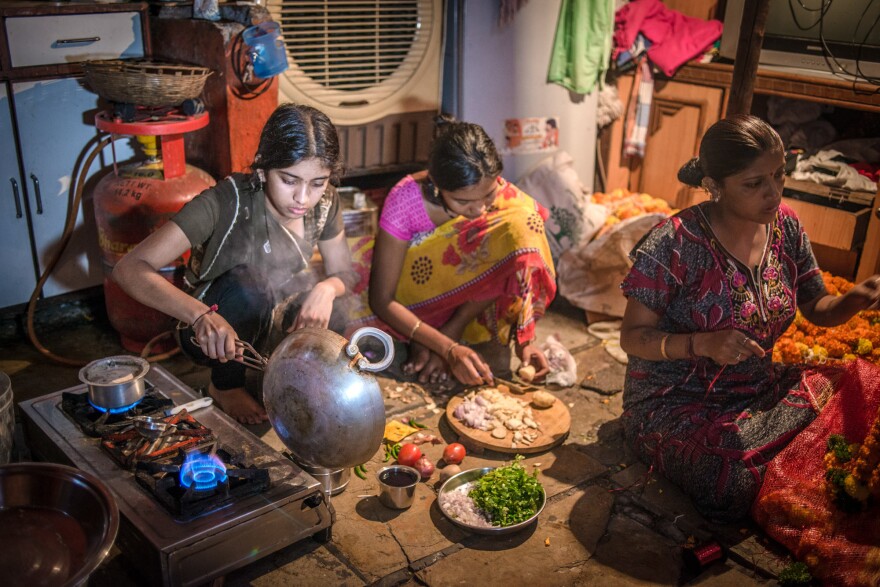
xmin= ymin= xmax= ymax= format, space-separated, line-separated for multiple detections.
xmin=773 ymin=272 xmax=880 ymax=366
xmin=590 ymin=189 xmax=675 ymax=238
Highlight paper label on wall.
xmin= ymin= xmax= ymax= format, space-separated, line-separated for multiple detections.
xmin=502 ymin=116 xmax=560 ymax=155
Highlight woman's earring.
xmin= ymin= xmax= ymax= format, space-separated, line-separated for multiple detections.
xmin=710 ymin=190 xmax=720 ymax=203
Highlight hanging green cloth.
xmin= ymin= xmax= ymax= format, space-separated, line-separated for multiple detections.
xmin=548 ymin=0 xmax=614 ymax=94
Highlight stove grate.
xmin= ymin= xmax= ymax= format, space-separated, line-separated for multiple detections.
xmin=135 ymin=445 xmax=271 ymax=521
xmin=61 ymin=387 xmax=173 ymax=437
xmin=100 ymin=410 xmax=215 ymax=469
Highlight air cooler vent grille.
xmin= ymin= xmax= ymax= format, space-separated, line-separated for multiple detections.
xmin=276 ymin=0 xmax=430 ymax=106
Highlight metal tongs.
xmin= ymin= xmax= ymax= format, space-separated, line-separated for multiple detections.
xmin=189 ymin=337 xmax=269 ymax=371
xmin=132 ymin=415 xmax=176 ymax=440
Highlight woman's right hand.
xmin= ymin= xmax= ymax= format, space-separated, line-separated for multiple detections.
xmin=447 ymin=344 xmax=493 ymax=386
xmin=193 ymin=311 xmax=239 ymax=363
xmin=697 ymin=329 xmax=765 ymax=365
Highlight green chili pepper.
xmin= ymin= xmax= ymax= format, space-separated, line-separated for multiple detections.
xmin=354 ymin=464 xmax=367 ymax=479
xmin=408 ymin=418 xmax=428 ymax=429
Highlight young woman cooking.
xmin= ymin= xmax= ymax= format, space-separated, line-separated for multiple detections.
xmin=349 ymin=115 xmax=557 ymax=387
xmin=113 ymin=103 xmax=357 ymax=425
xmin=619 ymin=114 xmax=880 ymax=521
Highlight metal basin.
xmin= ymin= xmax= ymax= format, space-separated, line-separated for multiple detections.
xmin=437 ymin=467 xmax=546 ymax=535
xmin=0 ymin=463 xmax=119 ymax=586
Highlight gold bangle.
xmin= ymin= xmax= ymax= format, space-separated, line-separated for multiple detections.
xmin=660 ymin=335 xmax=671 ymax=360
xmin=445 ymin=341 xmax=460 ymax=362
xmin=408 ymin=319 xmax=422 ymax=341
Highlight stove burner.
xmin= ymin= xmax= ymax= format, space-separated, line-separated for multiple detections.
xmin=135 ymin=445 xmax=270 ymax=521
xmin=180 ymin=452 xmax=227 ymax=491
xmin=88 ymin=397 xmax=144 ymax=414
xmin=61 ymin=387 xmax=173 ymax=437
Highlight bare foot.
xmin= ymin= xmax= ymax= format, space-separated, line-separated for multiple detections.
xmin=207 ymin=384 xmax=268 ymax=425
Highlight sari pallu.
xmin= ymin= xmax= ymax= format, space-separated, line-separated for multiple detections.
xmin=348 ymin=183 xmax=556 ymax=346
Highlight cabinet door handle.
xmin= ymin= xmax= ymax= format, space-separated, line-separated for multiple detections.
xmin=30 ymin=173 xmax=43 ymax=215
xmin=55 ymin=37 xmax=101 ymax=45
xmin=10 ymin=178 xmax=22 ymax=218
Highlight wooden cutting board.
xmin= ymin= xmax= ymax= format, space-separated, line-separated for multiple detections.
xmin=445 ymin=387 xmax=570 ymax=454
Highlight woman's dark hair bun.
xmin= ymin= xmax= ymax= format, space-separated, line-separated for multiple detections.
xmin=677 ymin=157 xmax=704 ymax=187
xmin=434 ymin=112 xmax=456 ymax=129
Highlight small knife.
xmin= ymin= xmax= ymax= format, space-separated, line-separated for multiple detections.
xmin=165 ymin=396 xmax=214 ymax=417
xmin=492 ymin=376 xmax=538 ymax=394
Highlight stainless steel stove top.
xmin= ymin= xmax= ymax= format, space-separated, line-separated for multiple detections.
xmin=19 ymin=364 xmax=333 ymax=587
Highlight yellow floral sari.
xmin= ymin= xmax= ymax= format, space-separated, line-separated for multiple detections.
xmin=347 ymin=179 xmax=556 ymax=346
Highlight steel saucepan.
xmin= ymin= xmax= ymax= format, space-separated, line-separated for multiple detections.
xmin=235 ymin=327 xmax=394 ymax=469
xmin=78 ymin=356 xmax=150 ymax=411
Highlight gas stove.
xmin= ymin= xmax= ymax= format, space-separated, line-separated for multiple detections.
xmin=19 ymin=364 xmax=333 ymax=587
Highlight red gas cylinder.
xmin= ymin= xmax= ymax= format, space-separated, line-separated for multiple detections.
xmin=93 ymin=110 xmax=215 ymax=353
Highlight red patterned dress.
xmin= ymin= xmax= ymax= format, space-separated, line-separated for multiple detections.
xmin=620 ymin=202 xmax=830 ymax=522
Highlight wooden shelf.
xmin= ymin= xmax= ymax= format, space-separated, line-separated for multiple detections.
xmin=669 ymin=62 xmax=880 ymax=113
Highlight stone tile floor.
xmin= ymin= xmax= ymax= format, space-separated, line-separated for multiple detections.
xmin=0 ymin=298 xmax=795 ymax=586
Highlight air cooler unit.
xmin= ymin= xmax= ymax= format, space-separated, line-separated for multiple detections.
xmin=267 ymin=0 xmax=443 ymax=173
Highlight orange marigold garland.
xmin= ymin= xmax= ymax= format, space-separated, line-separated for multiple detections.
xmin=773 ymin=272 xmax=880 ymax=366
xmin=823 ymin=407 xmax=880 ymax=511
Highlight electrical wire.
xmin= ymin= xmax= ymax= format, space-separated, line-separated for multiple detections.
xmin=26 ymin=133 xmax=180 ymax=366
xmin=785 ymin=0 xmax=880 ymax=90
xmin=230 ymin=30 xmax=274 ymax=101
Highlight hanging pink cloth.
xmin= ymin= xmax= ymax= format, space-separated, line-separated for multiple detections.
xmin=613 ymin=0 xmax=722 ymax=77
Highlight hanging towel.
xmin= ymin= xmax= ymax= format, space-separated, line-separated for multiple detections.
xmin=548 ymin=0 xmax=615 ymax=95
xmin=613 ymin=0 xmax=722 ymax=77
xmin=623 ymin=58 xmax=653 ymax=158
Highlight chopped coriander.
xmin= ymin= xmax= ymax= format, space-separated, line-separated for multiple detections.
xmin=778 ymin=561 xmax=812 ymax=586
xmin=468 ymin=455 xmax=543 ymax=527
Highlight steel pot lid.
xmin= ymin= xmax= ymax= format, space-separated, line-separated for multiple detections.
xmin=79 ymin=356 xmax=150 ymax=387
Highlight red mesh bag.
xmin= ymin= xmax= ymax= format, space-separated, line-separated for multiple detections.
xmin=752 ymin=359 xmax=880 ymax=587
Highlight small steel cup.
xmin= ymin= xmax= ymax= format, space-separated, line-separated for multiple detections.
xmin=376 ymin=465 xmax=419 ymax=509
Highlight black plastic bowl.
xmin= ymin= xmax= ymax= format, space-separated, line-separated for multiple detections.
xmin=0 ymin=463 xmax=119 ymax=586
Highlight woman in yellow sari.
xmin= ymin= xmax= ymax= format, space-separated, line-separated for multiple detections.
xmin=349 ymin=116 xmax=556 ymax=386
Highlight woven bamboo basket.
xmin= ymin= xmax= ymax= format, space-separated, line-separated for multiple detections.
xmin=82 ymin=60 xmax=213 ymax=107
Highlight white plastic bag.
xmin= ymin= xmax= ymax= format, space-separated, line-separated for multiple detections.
xmin=516 ymin=151 xmax=607 ymax=263
xmin=540 ymin=334 xmax=578 ymax=387
xmin=557 ymin=213 xmax=666 ymax=318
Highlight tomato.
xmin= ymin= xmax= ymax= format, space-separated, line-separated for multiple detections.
xmin=442 ymin=443 xmax=466 ymax=465
xmin=397 ymin=443 xmax=422 ymax=467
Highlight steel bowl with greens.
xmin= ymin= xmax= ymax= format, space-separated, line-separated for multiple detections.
xmin=437 ymin=456 xmax=545 ymax=534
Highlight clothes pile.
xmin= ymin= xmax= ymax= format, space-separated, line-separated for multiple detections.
xmin=612 ymin=0 xmax=723 ymax=158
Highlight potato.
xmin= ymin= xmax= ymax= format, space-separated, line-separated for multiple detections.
xmin=439 ymin=464 xmax=462 ymax=483
xmin=518 ymin=364 xmax=537 ymax=382
xmin=531 ymin=390 xmax=556 ymax=409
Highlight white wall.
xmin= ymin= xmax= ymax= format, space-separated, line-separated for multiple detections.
xmin=460 ymin=0 xmax=598 ymax=189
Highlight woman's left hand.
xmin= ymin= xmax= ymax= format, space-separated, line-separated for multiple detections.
xmin=518 ymin=343 xmax=550 ymax=380
xmin=290 ymin=281 xmax=336 ymax=330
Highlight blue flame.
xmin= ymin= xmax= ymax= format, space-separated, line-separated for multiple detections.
xmin=180 ymin=452 xmax=228 ymax=491
xmin=89 ymin=398 xmax=143 ymax=414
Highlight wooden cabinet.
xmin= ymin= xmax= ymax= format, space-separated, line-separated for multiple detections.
xmin=603 ymin=62 xmax=880 ymax=281
xmin=605 ymin=74 xmax=725 ymax=209
xmin=0 ymin=2 xmax=148 ymax=309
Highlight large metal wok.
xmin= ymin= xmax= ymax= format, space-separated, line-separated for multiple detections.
xmin=235 ymin=326 xmax=393 ymax=469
